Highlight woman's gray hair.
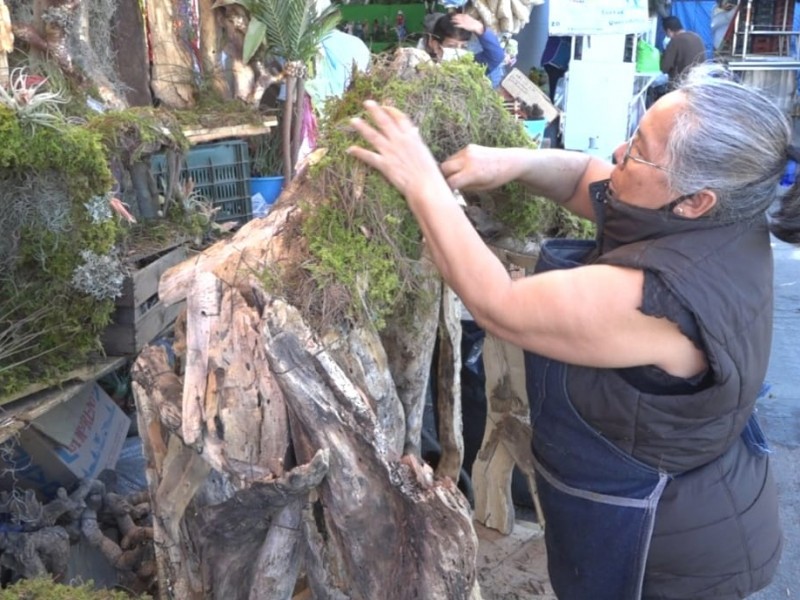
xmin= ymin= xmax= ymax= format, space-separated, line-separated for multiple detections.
xmin=664 ymin=64 xmax=791 ymax=223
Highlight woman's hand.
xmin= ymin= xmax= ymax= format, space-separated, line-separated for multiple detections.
xmin=451 ymin=13 xmax=485 ymax=36
xmin=440 ymin=144 xmax=515 ymax=191
xmin=346 ymin=101 xmax=444 ymax=200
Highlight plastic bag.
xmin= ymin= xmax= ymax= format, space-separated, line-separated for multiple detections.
xmin=636 ymin=39 xmax=661 ymax=73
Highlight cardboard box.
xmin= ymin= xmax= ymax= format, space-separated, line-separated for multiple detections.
xmin=501 ymin=68 xmax=560 ymax=125
xmin=0 ymin=383 xmax=131 ymax=499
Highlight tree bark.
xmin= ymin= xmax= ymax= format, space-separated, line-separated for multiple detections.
xmin=133 ymin=175 xmax=479 ymax=598
xmin=146 ymin=0 xmax=195 ymax=108
xmin=112 ymin=0 xmax=152 ymax=106
xmin=197 ymin=0 xmax=229 ymax=100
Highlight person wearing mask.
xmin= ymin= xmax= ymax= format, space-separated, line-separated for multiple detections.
xmin=661 ymin=16 xmax=707 ymax=85
xmin=347 ymin=64 xmax=793 ymax=599
xmin=422 ymin=12 xmax=504 ymax=86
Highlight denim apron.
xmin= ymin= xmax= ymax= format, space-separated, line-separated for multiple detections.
xmin=524 ymin=238 xmax=669 ymax=600
xmin=525 ymin=238 xmax=772 ymax=599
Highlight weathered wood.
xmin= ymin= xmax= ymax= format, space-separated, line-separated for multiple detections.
xmin=197 ymin=0 xmax=229 ymax=100
xmin=0 ymin=356 xmax=126 ymax=424
xmin=145 ymin=0 xmax=195 ymax=109
xmin=472 ymin=333 xmax=532 ymax=534
xmin=263 ymin=299 xmax=479 ymax=600
xmin=101 ymin=245 xmax=188 ymax=356
xmin=247 ymin=497 xmax=304 ymax=600
xmin=137 ymin=167 xmax=480 ymax=598
xmin=159 ymin=201 xmax=296 ymax=308
xmin=183 ymin=120 xmax=278 ymax=144
xmin=378 ymin=255 xmax=441 ymax=456
xmin=182 ymin=271 xmax=220 ymax=445
xmin=111 ymin=0 xmax=152 ymax=106
xmin=434 ymin=284 xmax=465 ymax=482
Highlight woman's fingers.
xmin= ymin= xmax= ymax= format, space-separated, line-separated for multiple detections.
xmin=361 ymin=100 xmax=408 ymax=137
xmin=346 ymin=145 xmax=381 ymax=170
xmin=349 ymin=115 xmax=385 ymax=150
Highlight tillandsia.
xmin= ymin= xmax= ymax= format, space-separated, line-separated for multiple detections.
xmin=70 ymin=250 xmax=125 ymax=301
xmin=0 ymin=67 xmax=68 ymax=130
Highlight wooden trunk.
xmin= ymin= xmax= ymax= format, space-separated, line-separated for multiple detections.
xmin=131 ymin=178 xmax=480 ymax=599
xmin=112 ymin=0 xmax=152 ymax=107
xmin=145 ymin=0 xmax=194 ymax=108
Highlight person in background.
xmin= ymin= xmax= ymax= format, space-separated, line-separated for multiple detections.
xmin=661 ymin=16 xmax=706 ymax=86
xmin=347 ymin=63 xmax=794 ymax=599
xmin=422 ymin=12 xmax=504 ymax=87
xmin=298 ymin=0 xmax=370 ymax=165
xmin=540 ymin=35 xmax=571 ymax=104
xmin=395 ymin=10 xmax=407 ymax=43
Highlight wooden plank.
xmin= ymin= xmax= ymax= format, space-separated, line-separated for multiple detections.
xmin=183 ymin=120 xmax=278 ymax=145
xmin=0 ymin=356 xmax=127 ymax=436
xmin=101 ymin=300 xmax=184 ymax=356
xmin=118 ymin=245 xmax=189 ymax=309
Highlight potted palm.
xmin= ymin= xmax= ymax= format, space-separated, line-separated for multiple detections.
xmin=217 ymin=0 xmax=340 ymax=182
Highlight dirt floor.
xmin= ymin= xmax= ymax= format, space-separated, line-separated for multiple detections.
xmin=475 ymin=515 xmax=555 ymax=600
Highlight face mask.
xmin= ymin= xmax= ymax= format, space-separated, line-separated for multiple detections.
xmin=589 ymin=179 xmax=710 ymax=254
xmin=441 ymin=47 xmax=469 ymax=62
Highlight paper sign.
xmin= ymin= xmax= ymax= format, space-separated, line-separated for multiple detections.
xmin=549 ymin=0 xmax=651 ymax=35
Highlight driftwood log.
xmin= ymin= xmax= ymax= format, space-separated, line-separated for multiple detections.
xmin=0 ymin=481 xmax=154 ymax=592
xmin=131 ymin=170 xmax=480 ymax=598
xmin=470 ymin=256 xmax=544 ymax=534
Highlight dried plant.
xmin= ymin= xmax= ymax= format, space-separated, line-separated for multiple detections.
xmin=0 ymin=289 xmax=65 ymax=375
xmin=0 ymin=67 xmax=68 ymax=130
xmin=70 ymin=250 xmax=125 ymax=301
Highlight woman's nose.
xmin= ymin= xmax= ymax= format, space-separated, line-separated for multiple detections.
xmin=611 ymin=141 xmax=626 ymax=167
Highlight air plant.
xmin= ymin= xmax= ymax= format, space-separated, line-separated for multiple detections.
xmin=71 ymin=249 xmax=125 ymax=301
xmin=0 ymin=67 xmax=68 ymax=130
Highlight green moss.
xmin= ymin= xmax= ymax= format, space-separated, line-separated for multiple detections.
xmin=86 ymin=107 xmax=189 ymax=162
xmin=0 ymin=104 xmax=119 ymax=398
xmin=288 ymin=54 xmax=591 ymax=332
xmin=0 ymin=577 xmax=149 ymax=599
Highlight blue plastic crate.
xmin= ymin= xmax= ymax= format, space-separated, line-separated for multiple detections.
xmin=150 ymin=140 xmax=253 ymax=224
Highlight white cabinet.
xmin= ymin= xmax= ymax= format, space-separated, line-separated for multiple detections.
xmin=560 ymin=32 xmax=658 ymax=161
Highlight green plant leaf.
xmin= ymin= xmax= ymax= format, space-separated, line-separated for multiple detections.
xmin=243 ymin=18 xmax=267 ymax=64
xmin=248 ymin=0 xmax=340 ymax=65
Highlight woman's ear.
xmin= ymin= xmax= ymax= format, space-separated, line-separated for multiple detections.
xmin=681 ymin=189 xmax=718 ymax=218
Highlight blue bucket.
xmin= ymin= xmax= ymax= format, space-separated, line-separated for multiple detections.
xmin=250 ymin=176 xmax=285 ymax=216
xmin=523 ymin=119 xmax=548 ymax=140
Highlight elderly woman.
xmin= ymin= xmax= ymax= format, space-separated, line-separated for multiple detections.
xmin=348 ymin=65 xmax=799 ymax=599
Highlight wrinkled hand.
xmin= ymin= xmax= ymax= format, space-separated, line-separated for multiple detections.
xmin=347 ymin=101 xmax=444 ymax=199
xmin=451 ymin=13 xmax=485 ymax=36
xmin=440 ymin=144 xmax=513 ymax=191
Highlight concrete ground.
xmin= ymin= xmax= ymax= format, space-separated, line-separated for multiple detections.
xmin=477 ymin=238 xmax=800 ymax=598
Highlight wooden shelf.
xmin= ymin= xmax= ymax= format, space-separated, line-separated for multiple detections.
xmin=183 ymin=118 xmax=279 ymax=145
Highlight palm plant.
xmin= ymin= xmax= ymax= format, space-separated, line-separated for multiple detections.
xmin=217 ymin=0 xmax=340 ymax=181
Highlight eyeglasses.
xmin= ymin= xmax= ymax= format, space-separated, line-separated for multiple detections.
xmin=622 ymin=131 xmax=673 ymax=174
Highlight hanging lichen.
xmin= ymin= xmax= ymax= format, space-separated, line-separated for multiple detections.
xmin=268 ymin=51 xmax=592 ymax=334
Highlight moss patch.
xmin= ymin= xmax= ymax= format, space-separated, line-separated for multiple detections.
xmin=276 ymin=51 xmax=592 ymax=333
xmin=0 ymin=577 xmax=149 ymax=599
xmin=0 ymin=106 xmax=119 ymax=398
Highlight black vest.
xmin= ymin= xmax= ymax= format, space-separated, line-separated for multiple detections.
xmin=568 ymin=181 xmax=774 ymax=472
